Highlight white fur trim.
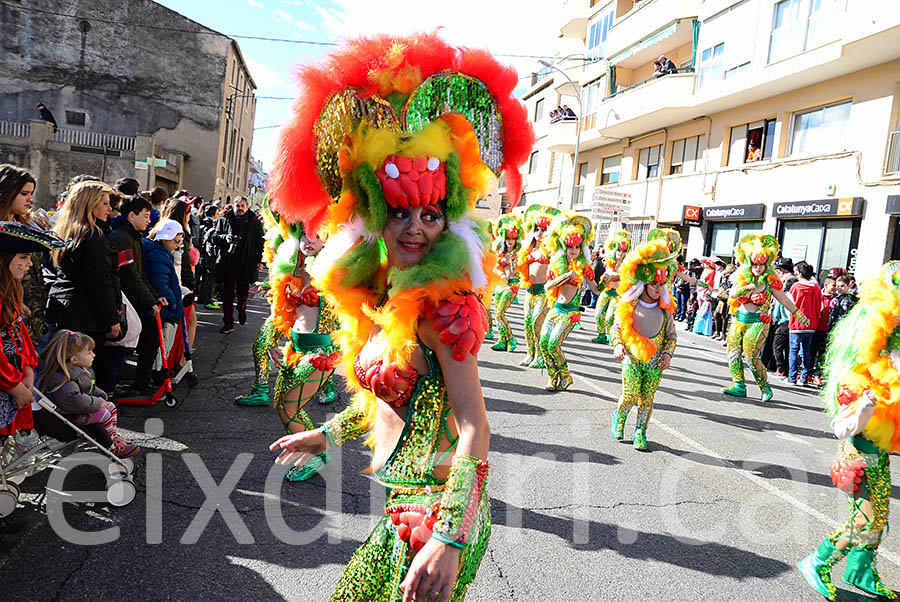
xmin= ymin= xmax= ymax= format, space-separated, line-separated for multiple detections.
xmin=310 ymin=215 xmax=377 ymax=282
xmin=892 ymin=349 xmax=900 ymax=373
xmin=621 ymin=282 xmax=644 ymax=302
xmin=275 ymin=236 xmax=300 ymax=266
xmin=449 ymin=217 xmax=488 ymax=290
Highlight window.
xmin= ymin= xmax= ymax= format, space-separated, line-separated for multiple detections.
xmin=64 ymin=110 xmax=86 ymax=126
xmin=582 ymin=80 xmax=602 ymax=116
xmin=709 ymin=222 xmax=764 ymax=259
xmin=534 ymin=98 xmax=544 ymax=123
xmin=528 ymin=151 xmax=539 ymax=174
xmin=781 ymin=219 xmax=857 ymax=275
xmin=637 ymin=145 xmax=662 ymax=179
xmin=601 ymin=155 xmax=621 ymax=184
xmin=729 ymin=118 xmax=776 ymax=166
xmin=669 ymin=135 xmax=701 ymax=174
xmin=577 ymin=162 xmax=590 ymax=186
xmin=697 ymin=43 xmax=724 ymax=88
xmin=587 ymin=11 xmax=614 ymax=60
xmin=769 ymin=0 xmax=845 ymax=63
xmin=788 ymin=101 xmax=851 ymax=156
xmin=723 ymin=62 xmax=750 ymax=80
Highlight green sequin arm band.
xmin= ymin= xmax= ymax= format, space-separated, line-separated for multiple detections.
xmin=432 ymin=454 xmax=489 ymax=550
xmin=661 ymin=336 xmax=676 ymax=356
xmin=609 ymin=315 xmax=623 ymax=347
xmin=320 ymin=398 xmax=368 ymax=447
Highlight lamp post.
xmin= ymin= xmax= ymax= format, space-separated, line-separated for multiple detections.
xmin=539 ymin=59 xmax=583 ymax=210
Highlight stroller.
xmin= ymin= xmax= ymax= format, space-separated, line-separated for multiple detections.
xmin=116 ymin=311 xmax=180 ymax=408
xmin=0 ymin=389 xmax=136 ymax=517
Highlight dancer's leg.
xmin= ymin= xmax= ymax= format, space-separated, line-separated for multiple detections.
xmin=744 ymin=321 xmax=772 ymax=401
xmin=723 ymin=321 xmax=747 ymax=397
xmin=491 ymin=287 xmax=517 ymax=351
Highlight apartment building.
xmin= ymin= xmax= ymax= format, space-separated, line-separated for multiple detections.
xmin=519 ymin=0 xmax=900 ymax=279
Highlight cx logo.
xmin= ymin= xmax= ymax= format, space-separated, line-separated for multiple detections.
xmin=684 ymin=206 xmax=701 ymax=220
xmin=836 ymin=198 xmax=854 ymax=216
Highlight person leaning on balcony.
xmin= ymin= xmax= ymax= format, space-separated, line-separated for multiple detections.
xmin=654 ymin=55 xmax=677 ymax=77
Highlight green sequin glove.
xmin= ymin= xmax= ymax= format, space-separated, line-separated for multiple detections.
xmin=320 ymin=401 xmax=368 ymax=446
xmin=662 ymin=336 xmax=676 ymax=357
xmin=432 ymin=454 xmax=489 ymax=550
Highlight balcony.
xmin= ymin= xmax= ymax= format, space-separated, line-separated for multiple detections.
xmin=52 ymin=128 xmax=136 ymax=151
xmin=0 ymin=120 xmax=30 ymax=139
xmin=605 ymin=0 xmax=699 ymax=67
xmin=599 ymin=71 xmax=697 ymax=139
xmin=546 ymin=120 xmax=578 ymax=154
xmin=560 ymin=0 xmax=589 ymax=40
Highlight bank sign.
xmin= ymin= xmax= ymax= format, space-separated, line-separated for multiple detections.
xmin=681 ymin=205 xmax=702 ymax=227
xmin=702 ymin=203 xmax=766 ymax=221
xmin=773 ymin=197 xmax=864 ymax=219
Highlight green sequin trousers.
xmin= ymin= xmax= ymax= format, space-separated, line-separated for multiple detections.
xmin=539 ymin=306 xmax=577 ymax=389
xmin=595 ymin=291 xmax=617 ymax=339
xmin=252 ymin=316 xmax=278 ymax=385
xmin=273 ymin=348 xmax=335 ymax=433
xmin=522 ymin=291 xmax=548 ymax=365
xmin=615 ymin=355 xmax=662 ymax=433
xmin=726 ymin=319 xmax=769 ymax=390
xmin=486 ymin=289 xmax=500 ymax=335
xmin=493 ymin=286 xmax=517 ymax=348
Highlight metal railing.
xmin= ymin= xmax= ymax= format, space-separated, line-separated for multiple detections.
xmin=605 ymin=66 xmax=694 ymax=99
xmin=886 ymin=130 xmax=900 ymax=175
xmin=573 ymin=184 xmax=585 ymax=207
xmin=0 ymin=120 xmax=30 ymax=138
xmin=51 ymin=127 xmax=135 ymax=151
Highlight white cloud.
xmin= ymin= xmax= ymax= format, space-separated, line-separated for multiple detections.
xmin=282 ymin=0 xmax=305 ymax=4
xmin=294 ymin=19 xmax=315 ymax=32
xmin=244 ymin=55 xmax=285 ymax=89
xmin=247 ymin=0 xmax=264 ymax=8
xmin=274 ymin=8 xmax=294 ymax=23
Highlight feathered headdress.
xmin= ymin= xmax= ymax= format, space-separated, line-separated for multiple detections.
xmin=492 ymin=214 xmax=521 ymax=254
xmin=647 ymin=227 xmax=682 ymax=255
xmin=822 ymin=261 xmax=900 ymax=453
xmin=729 ymin=234 xmax=782 ymax=312
xmin=544 ymin=211 xmax=593 ymax=304
xmin=604 ymin=230 xmax=632 ymax=271
xmin=516 ymin=204 xmax=560 ymax=285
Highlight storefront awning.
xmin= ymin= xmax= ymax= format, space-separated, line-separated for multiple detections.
xmin=609 ymin=22 xmax=678 ymax=66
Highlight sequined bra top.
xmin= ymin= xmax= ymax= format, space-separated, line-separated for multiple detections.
xmin=735 ymin=282 xmax=772 ymax=313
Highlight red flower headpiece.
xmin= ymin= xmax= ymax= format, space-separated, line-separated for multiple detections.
xmin=564 ymin=233 xmax=583 ymax=247
xmin=375 ymin=155 xmax=447 ymax=209
xmin=506 ymin=227 xmax=519 ymax=239
xmin=750 ymin=252 xmax=769 ymax=266
xmin=653 ymin=268 xmax=668 ymax=284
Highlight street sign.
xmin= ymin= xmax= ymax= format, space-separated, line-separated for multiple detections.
xmin=591 ymin=188 xmax=631 ymax=222
xmin=134 ymin=161 xmax=148 ymax=170
xmin=153 ymin=158 xmax=167 ymax=168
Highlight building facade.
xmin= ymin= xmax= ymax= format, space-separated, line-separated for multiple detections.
xmin=0 ymin=0 xmax=255 ymax=206
xmin=519 ymin=0 xmax=900 ymax=279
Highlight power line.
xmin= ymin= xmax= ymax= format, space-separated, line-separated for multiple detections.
xmin=254 ymin=124 xmax=284 ymax=130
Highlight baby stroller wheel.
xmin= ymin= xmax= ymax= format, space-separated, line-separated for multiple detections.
xmin=108 ymin=457 xmax=135 ymax=477
xmin=106 ymin=476 xmax=136 ymax=507
xmin=164 ymin=394 xmax=178 ymax=408
xmin=186 ymin=373 xmax=198 ymax=388
xmin=0 ymin=483 xmax=20 ymax=517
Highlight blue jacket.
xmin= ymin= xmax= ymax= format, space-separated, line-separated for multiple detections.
xmin=143 ymin=239 xmax=183 ymax=324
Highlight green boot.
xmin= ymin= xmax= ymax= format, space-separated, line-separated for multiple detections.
xmin=633 ymin=427 xmax=648 ymax=451
xmin=611 ymin=410 xmax=626 ymax=440
xmin=797 ymin=538 xmax=845 ymax=601
xmin=286 ymin=451 xmax=329 ymax=482
xmin=491 ymin=339 xmax=508 ymax=351
xmin=235 ymin=383 xmax=270 ymax=406
xmin=760 ymin=384 xmax=774 ymax=403
xmin=485 ymin=328 xmax=495 ymax=341
xmin=318 ymin=380 xmax=337 ymax=405
xmin=557 ymin=367 xmax=572 ymax=390
xmin=843 ymin=546 xmax=897 ymax=600
xmin=529 ymin=354 xmax=544 ymax=369
xmin=592 ymin=333 xmax=608 ymax=345
xmin=544 ymin=367 xmax=558 ymax=391
xmin=722 ymin=382 xmax=747 ymax=397
xmin=508 ymin=337 xmax=518 ymax=352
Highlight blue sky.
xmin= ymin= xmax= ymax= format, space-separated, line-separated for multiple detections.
xmin=155 ymin=0 xmax=557 ymax=172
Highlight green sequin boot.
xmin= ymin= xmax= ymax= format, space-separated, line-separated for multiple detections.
xmin=508 ymin=337 xmax=518 ymax=352
xmin=633 ymin=427 xmax=648 ymax=451
xmin=491 ymin=338 xmax=508 ymax=351
xmin=485 ymin=328 xmax=495 ymax=341
xmin=529 ymin=353 xmax=544 ymax=369
xmin=545 ymin=366 xmax=559 ymax=391
xmin=797 ymin=538 xmax=845 ymax=601
xmin=592 ymin=333 xmax=608 ymax=344
xmin=611 ymin=409 xmax=626 ymax=440
xmin=722 ymin=382 xmax=747 ymax=397
xmin=760 ymin=384 xmax=774 ymax=403
xmin=286 ymin=451 xmax=329 ymax=482
xmin=843 ymin=546 xmax=897 ymax=600
xmin=234 ymin=383 xmax=270 ymax=406
xmin=557 ymin=367 xmax=572 ymax=390
xmin=318 ymin=379 xmax=337 ymax=405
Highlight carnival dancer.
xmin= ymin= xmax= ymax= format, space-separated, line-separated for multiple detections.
xmin=797 ymin=261 xmax=900 ymax=601
xmin=592 ymin=230 xmax=632 ymax=344
xmin=692 ymin=258 xmax=717 ymax=336
xmin=485 ymin=219 xmax=497 ymax=340
xmin=490 ymin=215 xmax=521 ymax=352
xmin=610 ymin=239 xmax=678 ymax=451
xmin=267 ymin=33 xmax=533 ymax=601
xmin=517 ymin=204 xmax=560 ymax=367
xmin=723 ymin=234 xmax=807 ymax=402
xmin=539 ymin=212 xmax=600 ymax=391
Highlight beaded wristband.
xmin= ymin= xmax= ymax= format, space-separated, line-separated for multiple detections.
xmin=431 ymin=454 xmax=489 ymax=550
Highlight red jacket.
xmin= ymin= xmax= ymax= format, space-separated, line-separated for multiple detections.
xmin=818 ymin=295 xmax=832 ymax=332
xmin=789 ymin=280 xmax=822 ymax=332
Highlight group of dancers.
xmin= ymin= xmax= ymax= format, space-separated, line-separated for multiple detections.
xmin=225 ymin=33 xmax=896 ymax=602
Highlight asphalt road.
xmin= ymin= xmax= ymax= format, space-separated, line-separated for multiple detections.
xmin=1 ymin=292 xmax=898 ymax=601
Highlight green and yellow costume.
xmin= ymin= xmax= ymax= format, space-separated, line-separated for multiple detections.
xmin=516 ymin=204 xmax=560 ymax=367
xmin=797 ymin=262 xmax=900 ymax=601
xmin=489 ymin=215 xmax=522 ymax=352
xmin=593 ymin=230 xmax=632 ymax=345
xmin=610 ymin=239 xmax=677 ymax=451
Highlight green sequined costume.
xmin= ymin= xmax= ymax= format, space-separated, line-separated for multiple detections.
xmin=325 ymin=343 xmax=491 ymax=602
xmin=593 ymin=288 xmax=616 ymax=344
xmin=490 ymin=277 xmax=518 ymax=352
xmin=520 ymin=283 xmax=547 ymax=367
xmin=723 ymin=283 xmax=774 ymax=402
xmin=610 ymin=302 xmax=677 ymax=451
xmin=538 ymin=301 xmax=579 ymax=391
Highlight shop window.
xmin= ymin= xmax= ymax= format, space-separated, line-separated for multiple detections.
xmin=601 ymin=154 xmax=621 ymax=184
xmin=769 ymin=0 xmax=846 ymax=63
xmin=534 ymin=98 xmax=544 ymax=123
xmin=780 ymin=218 xmax=857 ymax=275
xmin=670 ymin=135 xmax=701 ymax=175
xmin=697 ymin=43 xmax=724 ymax=88
xmin=637 ymin=145 xmax=662 ymax=180
xmin=709 ymin=221 xmax=765 ymax=260
xmin=729 ymin=118 xmax=776 ymax=166
xmin=788 ymin=100 xmax=851 ymax=156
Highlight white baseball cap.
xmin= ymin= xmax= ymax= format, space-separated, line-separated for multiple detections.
xmin=154 ymin=219 xmax=183 ymax=241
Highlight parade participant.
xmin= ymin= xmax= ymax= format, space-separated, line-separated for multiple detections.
xmin=723 ymin=234 xmax=807 ymax=402
xmin=485 ymin=218 xmax=497 ymax=340
xmin=517 ymin=204 xmax=559 ymax=367
xmin=490 ymin=214 xmax=521 ymax=352
xmin=610 ymin=238 xmax=678 ymax=451
xmin=539 ymin=212 xmax=600 ymax=391
xmin=267 ymin=32 xmax=533 ymax=601
xmin=592 ymin=230 xmax=631 ymax=345
xmin=692 ymin=258 xmax=717 ymax=336
xmin=797 ymin=261 xmax=900 ymax=601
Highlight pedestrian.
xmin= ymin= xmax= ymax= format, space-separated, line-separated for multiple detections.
xmin=692 ymin=258 xmax=717 ymax=336
xmin=213 ymin=196 xmax=264 ymax=333
xmin=161 ymin=198 xmax=198 ymax=354
xmin=829 ymin=274 xmax=857 ymax=327
xmin=47 ymin=181 xmax=125 ymax=391
xmin=36 ymin=103 xmax=58 ymax=130
xmin=674 ymin=254 xmax=689 ymax=320
xmin=786 ymin=261 xmax=822 ymax=386
xmin=810 ymin=276 xmax=835 ymax=383
xmin=196 ymin=205 xmax=220 ymax=308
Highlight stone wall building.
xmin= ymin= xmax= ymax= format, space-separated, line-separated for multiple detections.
xmin=0 ymin=0 xmax=255 ymax=207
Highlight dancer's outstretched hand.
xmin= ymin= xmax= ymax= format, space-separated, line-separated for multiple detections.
xmin=659 ymin=353 xmax=672 ymax=371
xmin=400 ymin=537 xmax=461 ymax=602
xmin=613 ymin=344 xmax=625 ymax=360
xmin=270 ymin=430 xmax=327 ymax=466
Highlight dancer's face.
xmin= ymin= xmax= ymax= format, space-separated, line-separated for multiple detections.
xmin=301 ymin=232 xmax=323 ymax=256
xmin=751 ymin=262 xmax=765 ymax=277
xmin=566 ymin=245 xmax=579 ymax=261
xmin=643 ymin=282 xmax=663 ymax=301
xmin=615 ymin=249 xmax=626 ymax=263
xmin=534 ymin=226 xmax=546 ymax=242
xmin=383 ymin=205 xmax=445 ymax=269
xmin=504 ymin=236 xmax=516 ymax=252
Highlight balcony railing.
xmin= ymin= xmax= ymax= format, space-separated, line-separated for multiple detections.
xmin=606 ymin=66 xmax=694 ymax=99
xmin=52 ymin=128 xmax=135 ymax=151
xmin=0 ymin=120 xmax=30 ymax=138
xmin=572 ymin=184 xmax=585 ymax=207
xmin=886 ymin=130 xmax=900 ymax=175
